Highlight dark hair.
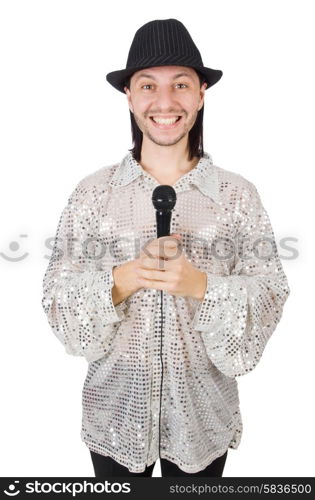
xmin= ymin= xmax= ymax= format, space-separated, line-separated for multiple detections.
xmin=124 ymin=70 xmax=207 ymax=162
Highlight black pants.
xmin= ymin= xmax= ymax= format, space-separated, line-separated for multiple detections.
xmin=90 ymin=449 xmax=228 ymax=477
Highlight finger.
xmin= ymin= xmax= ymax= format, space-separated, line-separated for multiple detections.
xmin=148 ymin=235 xmax=180 ymax=250
xmin=136 ymin=267 xmax=169 ymax=281
xmin=158 ymin=240 xmax=183 ymax=259
xmin=140 ymin=256 xmax=170 ymax=270
xmin=152 ymin=238 xmax=181 ymax=260
xmin=139 ymin=252 xmax=163 ymax=267
xmin=136 ymin=276 xmax=172 ymax=291
xmin=140 ymin=255 xmax=159 ymax=268
xmin=141 ymin=244 xmax=159 ymax=259
xmin=158 ymin=235 xmax=181 ymax=247
xmin=141 ymin=247 xmax=172 ymax=261
xmin=142 ymin=236 xmax=182 ymax=259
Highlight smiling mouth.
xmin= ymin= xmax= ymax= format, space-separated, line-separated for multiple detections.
xmin=149 ymin=116 xmax=183 ymax=129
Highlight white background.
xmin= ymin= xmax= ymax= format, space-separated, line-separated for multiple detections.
xmin=0 ymin=0 xmax=313 ymax=477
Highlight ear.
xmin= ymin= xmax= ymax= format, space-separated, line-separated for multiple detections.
xmin=198 ymin=82 xmax=207 ymax=111
xmin=124 ymin=87 xmax=133 ymax=113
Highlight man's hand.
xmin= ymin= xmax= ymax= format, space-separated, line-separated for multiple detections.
xmin=135 ymin=233 xmax=207 ymax=301
xmin=112 ymin=259 xmax=140 ymax=306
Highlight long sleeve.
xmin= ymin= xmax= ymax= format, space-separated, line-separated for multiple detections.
xmin=191 ymin=180 xmax=290 ymax=378
xmin=41 ymin=177 xmax=127 ymax=362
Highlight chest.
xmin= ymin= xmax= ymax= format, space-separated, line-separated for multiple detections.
xmin=97 ymin=185 xmax=236 ymax=274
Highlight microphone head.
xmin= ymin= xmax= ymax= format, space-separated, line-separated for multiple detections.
xmin=152 ymin=185 xmax=176 ymax=210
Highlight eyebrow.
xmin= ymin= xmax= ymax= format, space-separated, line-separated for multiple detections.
xmin=134 ymin=72 xmax=194 ymax=82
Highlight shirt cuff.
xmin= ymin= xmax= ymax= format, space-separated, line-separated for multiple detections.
xmin=191 ymin=272 xmax=246 ymax=332
xmin=85 ymin=267 xmax=127 ymax=324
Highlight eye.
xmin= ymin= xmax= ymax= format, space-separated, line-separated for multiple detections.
xmin=141 ymin=83 xmax=188 ymax=90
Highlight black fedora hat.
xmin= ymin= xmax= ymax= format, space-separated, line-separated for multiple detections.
xmin=106 ymin=18 xmax=223 ymax=94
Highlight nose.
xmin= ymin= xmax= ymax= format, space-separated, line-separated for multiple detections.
xmin=152 ymin=86 xmax=181 ymax=112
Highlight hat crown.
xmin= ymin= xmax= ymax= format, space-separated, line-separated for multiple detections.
xmin=105 ymin=18 xmax=223 ymax=93
xmin=126 ymin=18 xmax=203 ymax=69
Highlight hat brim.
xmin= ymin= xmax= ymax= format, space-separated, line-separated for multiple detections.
xmin=106 ymin=64 xmax=223 ymax=93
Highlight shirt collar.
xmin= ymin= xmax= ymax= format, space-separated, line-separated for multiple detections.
xmin=109 ymin=151 xmax=220 ymax=204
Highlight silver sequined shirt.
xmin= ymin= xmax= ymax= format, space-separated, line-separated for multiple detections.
xmin=41 ymin=151 xmax=290 ymax=473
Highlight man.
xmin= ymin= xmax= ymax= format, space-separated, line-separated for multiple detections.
xmin=41 ymin=19 xmax=290 ymax=478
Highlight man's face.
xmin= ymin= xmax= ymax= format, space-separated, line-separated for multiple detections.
xmin=124 ymin=66 xmax=207 ymax=147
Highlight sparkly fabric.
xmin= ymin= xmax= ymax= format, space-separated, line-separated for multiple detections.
xmin=41 ymin=150 xmax=290 ymax=473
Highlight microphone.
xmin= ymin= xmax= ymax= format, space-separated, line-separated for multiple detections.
xmin=151 ymin=184 xmax=177 ymax=462
xmin=151 ymin=185 xmax=177 ymax=238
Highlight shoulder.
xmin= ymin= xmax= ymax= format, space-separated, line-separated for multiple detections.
xmin=212 ymin=163 xmax=267 ymax=232
xmin=67 ymin=162 xmax=119 ymax=205
xmin=213 ymin=163 xmax=260 ymax=205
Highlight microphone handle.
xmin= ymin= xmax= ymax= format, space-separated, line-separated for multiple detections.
xmin=156 ymin=210 xmax=172 ymax=238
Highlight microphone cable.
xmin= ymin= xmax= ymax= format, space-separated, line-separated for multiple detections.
xmin=158 ymin=287 xmax=164 ymax=459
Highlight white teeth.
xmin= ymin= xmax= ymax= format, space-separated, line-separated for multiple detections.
xmin=152 ymin=116 xmax=180 ymax=124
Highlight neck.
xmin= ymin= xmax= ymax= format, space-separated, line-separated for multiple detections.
xmin=139 ymin=138 xmax=200 ymax=183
